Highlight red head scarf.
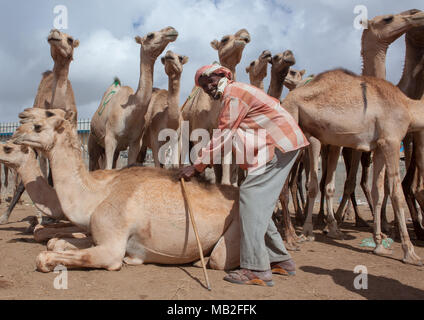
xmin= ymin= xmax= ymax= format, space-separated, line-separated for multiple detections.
xmin=194 ymin=64 xmax=233 ymax=86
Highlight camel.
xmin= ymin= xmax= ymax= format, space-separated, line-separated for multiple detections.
xmin=399 ymin=25 xmax=424 ymax=240
xmin=88 ymin=27 xmax=178 ymax=170
xmin=245 ymin=50 xmax=272 ymax=89
xmin=267 ymin=50 xmax=296 ymax=99
xmin=282 ymin=68 xmax=424 ymax=266
xmin=325 ymin=10 xmax=424 ymax=235
xmin=181 ymin=29 xmax=250 ymax=185
xmin=14 ymin=108 xmax=243 ymax=272
xmin=137 ymin=50 xmax=188 ymax=168
xmin=283 ymin=68 xmax=306 ymax=91
xmin=2 ymin=29 xmax=80 ymax=224
xmin=0 ymin=141 xmax=65 ymax=224
xmin=33 ymin=29 xmax=79 ymax=125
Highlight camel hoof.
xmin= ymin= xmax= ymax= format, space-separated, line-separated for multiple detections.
xmin=296 ymin=234 xmax=307 ymax=243
xmin=373 ymin=245 xmax=393 ymax=257
xmin=302 ymin=227 xmax=315 ymax=241
xmin=402 ymin=251 xmax=423 ymax=266
xmin=36 ymin=251 xmax=54 ymax=273
xmin=123 ymin=256 xmax=144 ymax=266
xmin=284 ymin=241 xmax=300 ymax=252
xmin=0 ymin=214 xmax=8 ymax=225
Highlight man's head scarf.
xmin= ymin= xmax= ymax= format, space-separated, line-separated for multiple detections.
xmin=194 ymin=63 xmax=233 ymax=99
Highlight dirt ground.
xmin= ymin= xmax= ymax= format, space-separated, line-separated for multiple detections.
xmin=0 ymin=195 xmax=424 ymax=300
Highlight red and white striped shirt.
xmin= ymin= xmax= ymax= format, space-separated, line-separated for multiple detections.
xmin=194 ymin=81 xmax=309 ymax=172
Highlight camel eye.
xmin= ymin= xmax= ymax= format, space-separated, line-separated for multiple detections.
xmin=147 ymin=33 xmax=154 ymax=39
xmin=221 ymin=36 xmax=229 ymax=43
xmin=3 ymin=146 xmax=12 ymax=153
xmin=250 ymin=61 xmax=255 ymax=66
xmin=178 ymin=56 xmax=183 ymax=62
xmin=290 ymin=71 xmax=296 ymax=75
xmin=383 ymin=16 xmax=394 ymax=23
xmin=34 ymin=124 xmax=42 ymax=133
xmin=273 ymin=55 xmax=279 ymax=60
xmin=67 ymin=37 xmax=73 ymax=44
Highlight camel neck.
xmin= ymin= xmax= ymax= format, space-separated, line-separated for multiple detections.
xmin=135 ymin=54 xmax=155 ymax=106
xmin=17 ymin=152 xmax=64 ymax=220
xmin=47 ymin=128 xmax=101 ymax=228
xmin=167 ymin=75 xmax=181 ymax=121
xmin=51 ymin=59 xmax=71 ymax=110
xmin=268 ymin=66 xmax=289 ymax=99
xmin=221 ymin=64 xmax=237 ymax=81
xmin=397 ymin=36 xmax=424 ymax=99
xmin=361 ymin=36 xmax=388 ymax=78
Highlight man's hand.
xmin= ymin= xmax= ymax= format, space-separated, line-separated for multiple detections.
xmin=179 ymin=166 xmax=197 ymax=181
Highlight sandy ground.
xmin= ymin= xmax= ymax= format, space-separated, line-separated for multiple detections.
xmin=0 ymin=195 xmax=423 ymax=300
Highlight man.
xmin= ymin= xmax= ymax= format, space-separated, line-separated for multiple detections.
xmin=179 ymin=64 xmax=309 ymax=287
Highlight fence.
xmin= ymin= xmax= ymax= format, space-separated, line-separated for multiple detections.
xmin=0 ymin=119 xmax=154 ymax=167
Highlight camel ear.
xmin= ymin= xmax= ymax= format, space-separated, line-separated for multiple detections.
xmin=245 ymin=66 xmax=250 ymax=73
xmin=135 ymin=36 xmax=143 ymax=44
xmin=300 ymin=69 xmax=306 ymax=76
xmin=20 ymin=145 xmax=29 ymax=154
xmin=210 ymin=40 xmax=219 ymax=50
xmin=161 ymin=57 xmax=165 ymax=65
xmin=73 ymin=39 xmax=80 ymax=48
xmin=181 ymin=56 xmax=189 ymax=65
xmin=52 ymin=118 xmax=65 ymax=130
xmin=65 ymin=110 xmax=75 ymax=122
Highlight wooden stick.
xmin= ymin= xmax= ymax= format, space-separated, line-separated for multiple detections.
xmin=180 ymin=178 xmax=211 ymax=291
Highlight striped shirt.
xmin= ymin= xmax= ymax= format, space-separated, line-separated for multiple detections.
xmin=194 ymin=81 xmax=309 ymax=173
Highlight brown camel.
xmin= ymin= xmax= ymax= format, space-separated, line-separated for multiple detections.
xmin=267 ymin=50 xmax=296 ymax=98
xmin=327 ymin=10 xmax=424 ymax=234
xmin=138 ymin=50 xmax=188 ymax=167
xmin=283 ymin=68 xmax=306 ymax=91
xmin=88 ymin=27 xmax=178 ymax=170
xmin=399 ymin=25 xmax=424 ymax=240
xmin=282 ymin=68 xmax=423 ymax=266
xmin=2 ymin=29 xmax=80 ymax=224
xmin=14 ymin=108 xmax=243 ymax=272
xmin=33 ymin=29 xmax=79 ymax=125
xmin=181 ymin=29 xmax=250 ymax=185
xmin=0 ymin=141 xmax=65 ymax=223
xmin=245 ymin=50 xmax=272 ymax=89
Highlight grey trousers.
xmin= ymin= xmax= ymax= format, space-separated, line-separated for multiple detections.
xmin=239 ymin=148 xmax=300 ymax=271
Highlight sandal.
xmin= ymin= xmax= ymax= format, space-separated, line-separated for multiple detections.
xmin=224 ymin=268 xmax=274 ymax=287
xmin=271 ymin=259 xmax=296 ymax=276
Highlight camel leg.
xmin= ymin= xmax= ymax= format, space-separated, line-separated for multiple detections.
xmin=88 ymin=134 xmax=102 ymax=171
xmin=289 ymin=154 xmax=304 ymax=225
xmin=379 ymin=140 xmax=422 ymax=265
xmin=360 ymin=152 xmax=374 ymax=214
xmin=209 ymin=215 xmax=240 ymax=270
xmin=151 ymin=140 xmax=162 ymax=168
xmin=380 ymin=173 xmax=392 ymax=234
xmin=104 ymin=134 xmax=118 ymax=169
xmin=408 ymin=132 xmax=424 ymax=240
xmin=279 ymin=181 xmax=301 ymax=251
xmin=317 ymin=146 xmax=328 ymax=227
xmin=322 ymin=146 xmax=344 ymax=239
xmin=34 ymin=225 xmax=86 ymax=243
xmin=47 ymin=236 xmax=93 ymax=252
xmin=403 ymin=133 xmax=413 ymax=170
xmin=371 ymin=148 xmax=391 ymax=257
xmin=36 ymin=203 xmax=128 ymax=272
xmin=0 ymin=181 xmax=25 ymax=224
xmin=302 ymin=136 xmax=321 ymax=241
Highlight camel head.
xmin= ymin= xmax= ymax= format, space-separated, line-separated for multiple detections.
xmin=284 ymin=68 xmax=306 ymax=90
xmin=246 ymin=50 xmax=272 ymax=78
xmin=270 ymin=50 xmax=296 ymax=73
xmin=211 ymin=29 xmax=251 ymax=69
xmin=47 ymin=29 xmax=79 ymax=61
xmin=18 ymin=108 xmax=67 ymax=124
xmin=135 ymin=26 xmax=178 ymax=60
xmin=15 ymin=109 xmax=74 ymax=152
xmin=363 ymin=10 xmax=424 ymax=44
xmin=161 ymin=50 xmax=189 ymax=77
xmin=0 ymin=141 xmax=32 ymax=169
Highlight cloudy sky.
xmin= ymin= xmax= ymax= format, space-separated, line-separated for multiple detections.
xmin=0 ymin=0 xmax=422 ymax=122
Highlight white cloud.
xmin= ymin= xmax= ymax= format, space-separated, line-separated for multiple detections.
xmin=0 ymin=0 xmax=422 ymax=121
